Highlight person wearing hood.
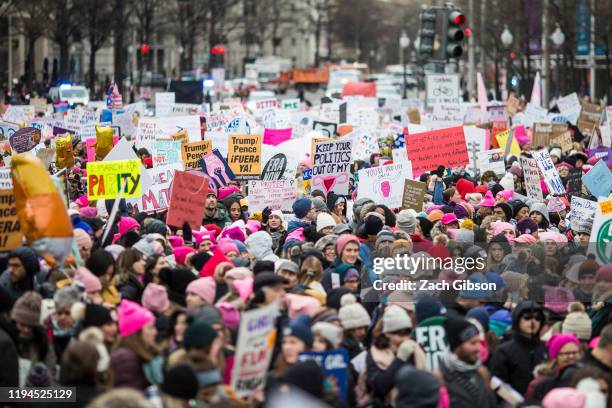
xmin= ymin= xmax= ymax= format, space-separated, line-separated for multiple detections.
xmin=0 ymin=247 xmax=42 ymax=301
xmin=203 ymin=191 xmax=231 ymax=229
xmin=490 ymin=300 xmax=547 ymax=394
xmin=288 ymin=198 xmax=316 ymax=234
xmin=327 ymin=192 xmax=348 ymax=224
xmin=246 ymin=231 xmax=280 ymax=262
xmin=263 ymin=209 xmax=287 ymax=255
xmin=394 ymin=365 xmax=441 ymax=408
xmin=322 ymin=234 xmax=362 ymax=292
xmin=530 ymin=202 xmax=553 ymax=232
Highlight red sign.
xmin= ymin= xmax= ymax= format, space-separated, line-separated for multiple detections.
xmin=166 ymin=171 xmax=209 ymax=230
xmin=406 ymin=126 xmax=469 ymax=174
xmin=342 ymin=82 xmax=376 ymax=97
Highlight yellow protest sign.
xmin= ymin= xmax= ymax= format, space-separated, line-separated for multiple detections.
xmin=227 ymin=134 xmax=262 ymax=180
xmin=182 ymin=140 xmax=212 ymax=170
xmin=0 ymin=189 xmax=22 ymax=251
xmin=496 ymin=130 xmax=521 ymax=156
xmin=87 ymin=159 xmax=142 ymax=200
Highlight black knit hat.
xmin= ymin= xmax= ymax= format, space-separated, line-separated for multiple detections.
xmin=326 ymin=287 xmax=352 ymax=310
xmin=183 ymin=319 xmax=218 ymax=350
xmin=159 ymin=268 xmax=196 ymax=307
xmin=364 ymin=214 xmax=384 ymax=236
xmin=83 ymin=303 xmax=113 ymax=328
xmin=190 ymin=252 xmax=212 ymax=272
xmin=443 ymin=317 xmax=479 ymax=351
xmin=160 ymin=364 xmax=198 ymax=400
xmin=282 ymin=360 xmax=324 ymax=398
xmin=395 ymin=365 xmax=440 ymax=408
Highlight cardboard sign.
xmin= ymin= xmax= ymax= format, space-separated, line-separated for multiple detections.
xmin=408 ymin=108 xmax=421 ymax=124
xmin=247 ymin=179 xmax=297 ymax=212
xmin=9 ymin=127 xmax=41 ymax=153
xmin=426 ymin=74 xmax=460 ymax=107
xmin=414 ymin=316 xmax=448 ymax=371
xmin=0 ymin=189 xmax=22 ymax=251
xmin=589 ymin=198 xmax=612 ymax=264
xmin=232 ymin=301 xmax=279 ymax=398
xmin=582 ymin=159 xmax=612 ymax=198
xmin=155 ymin=92 xmax=176 ymax=117
xmin=520 ymin=156 xmax=544 ymax=201
xmin=227 ymin=134 xmax=262 ymax=180
xmin=568 ymin=196 xmax=597 ymax=226
xmin=312 ymin=139 xmax=353 ymax=196
xmin=182 ymin=140 xmax=212 ymax=170
xmin=129 ymin=163 xmax=183 ymax=214
xmin=552 ymin=131 xmax=573 ymax=153
xmin=402 ymin=179 xmax=427 ymax=211
xmin=577 ymin=102 xmax=603 ymax=138
xmin=357 ymin=163 xmax=410 ymax=209
xmin=167 ymin=170 xmax=209 ymax=229
xmin=533 ymin=149 xmax=566 ymax=195
xmin=152 ymin=139 xmax=182 ymax=167
xmin=298 ymin=349 xmax=349 ymax=402
xmin=567 ymin=168 xmax=584 ymax=197
xmin=406 ymin=126 xmax=469 ymax=174
xmin=200 ymin=149 xmax=235 ymax=189
xmin=87 ymin=159 xmax=142 ymax=200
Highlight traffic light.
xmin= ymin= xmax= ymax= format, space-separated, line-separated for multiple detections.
xmin=444 ymin=9 xmax=466 ymax=59
xmin=210 ymin=45 xmax=225 ymax=68
xmin=418 ymin=7 xmax=437 ymax=60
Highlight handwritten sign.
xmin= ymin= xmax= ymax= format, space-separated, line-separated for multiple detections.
xmin=567 ymin=168 xmax=584 ymax=197
xmin=298 ymin=349 xmax=349 ymax=402
xmin=358 ymin=163 xmax=410 ymax=208
xmin=552 ymin=131 xmax=573 ymax=153
xmin=152 ymin=139 xmax=182 ymax=167
xmin=182 ymin=140 xmax=212 ymax=170
xmin=167 ymin=171 xmax=209 ymax=230
xmin=406 ymin=126 xmax=469 ymax=174
xmin=135 ymin=117 xmax=158 ymax=151
xmin=227 ymin=134 xmax=262 ymax=180
xmin=568 ymin=196 xmax=598 ymax=226
xmin=520 ymin=156 xmax=543 ymax=201
xmin=0 ymin=189 xmax=22 ymax=251
xmin=155 ymin=92 xmax=176 ymax=117
xmin=129 ymin=163 xmax=183 ymax=214
xmin=533 ymin=149 xmax=566 ymax=195
xmin=247 ymin=180 xmax=297 ymax=212
xmin=402 ymin=179 xmax=427 ymax=211
xmin=312 ymin=139 xmax=353 ymax=196
xmin=87 ymin=159 xmax=142 ymax=200
xmin=577 ymin=102 xmax=603 ymax=138
xmin=9 ymin=127 xmax=41 ymax=153
xmin=582 ymin=159 xmax=612 ymax=199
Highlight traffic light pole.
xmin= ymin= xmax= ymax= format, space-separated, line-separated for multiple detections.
xmin=541 ymin=0 xmax=550 ymax=108
xmin=467 ymin=0 xmax=476 ymax=100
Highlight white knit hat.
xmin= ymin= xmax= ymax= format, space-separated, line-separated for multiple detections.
xmin=499 ymin=172 xmax=515 ymax=191
xmin=562 ymin=302 xmax=592 ymax=341
xmin=316 ymin=212 xmax=337 ymax=232
xmin=312 ymin=321 xmax=343 ymax=348
xmin=382 ymin=305 xmax=413 ymax=333
xmin=338 ymin=294 xmax=371 ymax=330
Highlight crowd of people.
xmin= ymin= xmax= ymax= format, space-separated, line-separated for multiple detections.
xmin=0 ymin=84 xmax=611 ymax=408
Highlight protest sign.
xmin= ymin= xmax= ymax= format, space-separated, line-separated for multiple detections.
xmin=9 ymin=127 xmax=41 ymax=153
xmin=282 ymin=98 xmax=300 ymax=110
xmin=577 ymin=102 xmax=603 ymax=138
xmin=520 ymin=156 xmax=544 ymax=201
xmin=0 ymin=169 xmax=12 ymax=189
xmin=402 ymin=179 xmax=427 ymax=211
xmin=557 ymin=92 xmax=581 ymax=125
xmin=182 ymin=141 xmax=212 ymax=170
xmin=207 ymin=131 xmax=229 ymax=158
xmin=129 ymin=163 xmax=183 ymax=214
xmin=155 ymin=92 xmax=176 ymax=117
xmin=464 ymin=127 xmax=487 ymax=177
xmin=260 ymin=139 xmax=303 ymax=180
xmin=30 ymin=97 xmax=48 ymax=114
xmin=533 ymin=149 xmax=566 ymax=195
xmin=582 ymin=159 xmax=612 ymax=198
xmin=589 ymin=197 xmax=612 ymax=264
xmin=167 ymin=171 xmax=209 ymax=229
xmin=312 ymin=139 xmax=353 ymax=196
xmin=2 ymin=105 xmax=35 ymax=124
xmin=313 ymin=121 xmax=337 ymax=137
xmin=357 ymin=163 xmax=410 ymax=209
xmin=247 ymin=180 xmax=297 ymax=212
xmin=588 ymin=147 xmax=612 ymax=167
xmin=64 ymin=108 xmax=97 ymax=139
xmin=232 ymin=301 xmax=279 ymax=398
xmin=226 ymin=115 xmax=254 ymax=134
xmin=135 ymin=117 xmax=158 ymax=151
xmin=351 ymin=129 xmax=380 ymax=161
xmin=0 ymin=189 xmax=22 ymax=251
xmin=568 ymin=196 xmax=598 ymax=226
xmin=87 ymin=159 xmax=142 ymax=200
xmin=169 ymin=103 xmax=200 ymax=116
xmin=495 ymin=130 xmax=521 ymax=156
xmin=415 ymin=316 xmax=448 ymax=370
xmin=552 ymin=131 xmax=573 ymax=154
xmin=263 ymin=128 xmax=292 ymax=146
xmin=298 ymin=349 xmax=349 ymax=402
xmin=0 ymin=122 xmax=18 ymax=141
xmin=478 ymin=149 xmax=506 ymax=175
xmin=152 ymin=139 xmax=182 ymax=167
xmin=227 ymin=134 xmax=262 ymax=180
xmin=200 ymin=149 xmax=235 ymax=189
xmin=567 ymin=168 xmax=584 ymax=197
xmin=406 ymin=126 xmax=469 ymax=174
xmin=426 ymin=74 xmax=460 ymax=107
xmin=156 ymin=115 xmax=202 ymax=142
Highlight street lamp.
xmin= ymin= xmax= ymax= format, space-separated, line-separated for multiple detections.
xmin=500 ymin=25 xmax=513 ymax=97
xmin=399 ymin=31 xmax=410 ymax=99
xmin=551 ymin=24 xmax=565 ymax=97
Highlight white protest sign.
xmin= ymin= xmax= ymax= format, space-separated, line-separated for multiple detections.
xmin=135 ymin=117 xmax=158 ymax=151
xmin=156 ymin=115 xmax=201 ymax=142
xmin=64 ymin=108 xmax=98 ymax=139
xmin=0 ymin=168 xmax=12 ymax=189
xmin=520 ymin=156 xmax=543 ymax=201
xmin=169 ymin=103 xmax=201 ymax=116
xmin=232 ymin=301 xmax=279 ymax=398
xmin=556 ymin=92 xmax=582 ymax=125
xmin=350 ymin=129 xmax=380 ymax=161
xmin=206 ymin=131 xmax=229 ymax=158
xmin=260 ymin=138 xmax=303 ymax=180
xmin=589 ymin=198 xmax=612 ymax=264
xmin=152 ymin=139 xmax=182 ymax=167
xmin=478 ymin=149 xmax=505 ymax=176
xmin=426 ymin=74 xmax=460 ymax=107
xmin=311 ymin=139 xmax=353 ymax=196
xmin=247 ymin=180 xmax=297 ymax=212
xmin=568 ymin=196 xmax=598 ymax=226
xmin=155 ymin=92 xmax=175 ymax=117
xmin=206 ymin=111 xmax=227 ymax=132
xmin=533 ymin=149 xmax=566 ymax=195
xmin=128 ymin=162 xmax=183 ymax=214
xmin=357 ymin=163 xmax=410 ymax=208
xmin=2 ymin=105 xmax=35 ymax=124
xmin=464 ymin=127 xmax=487 ymax=177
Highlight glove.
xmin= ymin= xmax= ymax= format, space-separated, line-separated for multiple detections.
xmin=262 ymin=206 xmax=272 ymax=225
xmin=397 ymin=339 xmax=417 ymax=362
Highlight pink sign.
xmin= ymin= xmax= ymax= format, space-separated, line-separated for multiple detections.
xmin=263 ymin=128 xmax=292 ymax=146
xmin=86 ymin=136 xmax=119 ymax=162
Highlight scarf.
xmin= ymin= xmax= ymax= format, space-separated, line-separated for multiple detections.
xmin=441 ymin=350 xmax=480 ymax=373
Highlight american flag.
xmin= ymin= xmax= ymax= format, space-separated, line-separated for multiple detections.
xmin=106 ymin=82 xmax=123 ymax=109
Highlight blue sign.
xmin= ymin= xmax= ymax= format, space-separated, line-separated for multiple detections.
xmin=582 ymin=159 xmax=612 ymax=198
xmin=303 ymin=168 xmax=313 ymax=180
xmin=298 ymin=349 xmax=349 ymax=402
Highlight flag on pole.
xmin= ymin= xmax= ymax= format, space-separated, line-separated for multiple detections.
xmin=530 ymin=72 xmax=541 ymax=107
xmin=477 ymin=73 xmax=487 ymax=112
xmin=106 ymin=82 xmax=123 ymax=109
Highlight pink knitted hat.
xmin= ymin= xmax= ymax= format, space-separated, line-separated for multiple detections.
xmin=218 ymin=185 xmax=240 ymax=201
xmin=167 ymin=236 xmax=184 ymax=248
xmin=542 ymin=388 xmax=586 ymax=408
xmin=118 ymin=217 xmax=140 ymax=236
xmin=74 ymin=267 xmax=102 ymax=293
xmin=336 ymin=234 xmax=360 ymax=256
xmin=174 ymin=246 xmax=196 ymax=266
xmin=285 ymin=293 xmax=321 ymax=320
xmin=217 ymin=242 xmax=239 ymax=256
xmin=547 ymin=333 xmax=579 ymax=360
xmin=186 ymin=277 xmax=216 ymax=304
xmin=79 ymin=207 xmax=98 ymax=219
xmin=74 ymin=195 xmax=90 ymax=208
xmin=220 ymin=226 xmax=246 ymax=242
xmin=491 ymin=221 xmax=515 ymax=237
xmin=118 ymin=299 xmax=155 ymax=337
xmin=216 ymin=302 xmax=240 ymax=330
xmin=142 ymin=283 xmax=170 ymax=314
xmin=440 ymin=213 xmax=459 ymax=226
xmin=479 ymin=191 xmax=496 ymax=207
xmin=233 ymin=277 xmax=254 ymax=302
xmin=193 ymin=230 xmax=217 ymax=247
xmin=245 ymin=220 xmax=262 ymax=234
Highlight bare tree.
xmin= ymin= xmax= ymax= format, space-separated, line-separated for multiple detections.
xmin=48 ymin=0 xmax=81 ymax=82
xmin=173 ymin=0 xmax=207 ymax=73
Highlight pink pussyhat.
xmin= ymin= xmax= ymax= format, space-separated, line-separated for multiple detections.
xmin=479 ymin=191 xmax=496 ymax=207
xmin=193 ymin=230 xmax=217 ymax=247
xmin=285 ymin=293 xmax=321 ymax=320
xmin=245 ymin=220 xmax=262 ymax=234
xmin=167 ymin=236 xmax=184 ymax=248
xmin=174 ymin=246 xmax=196 ymax=265
xmin=74 ymin=195 xmax=90 ymax=208
xmin=216 ymin=302 xmax=241 ymax=330
xmin=218 ymin=185 xmax=240 ymax=201
xmin=233 ymin=277 xmax=254 ymax=302
xmin=118 ymin=217 xmax=140 ymax=236
xmin=118 ymin=299 xmax=155 ymax=337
